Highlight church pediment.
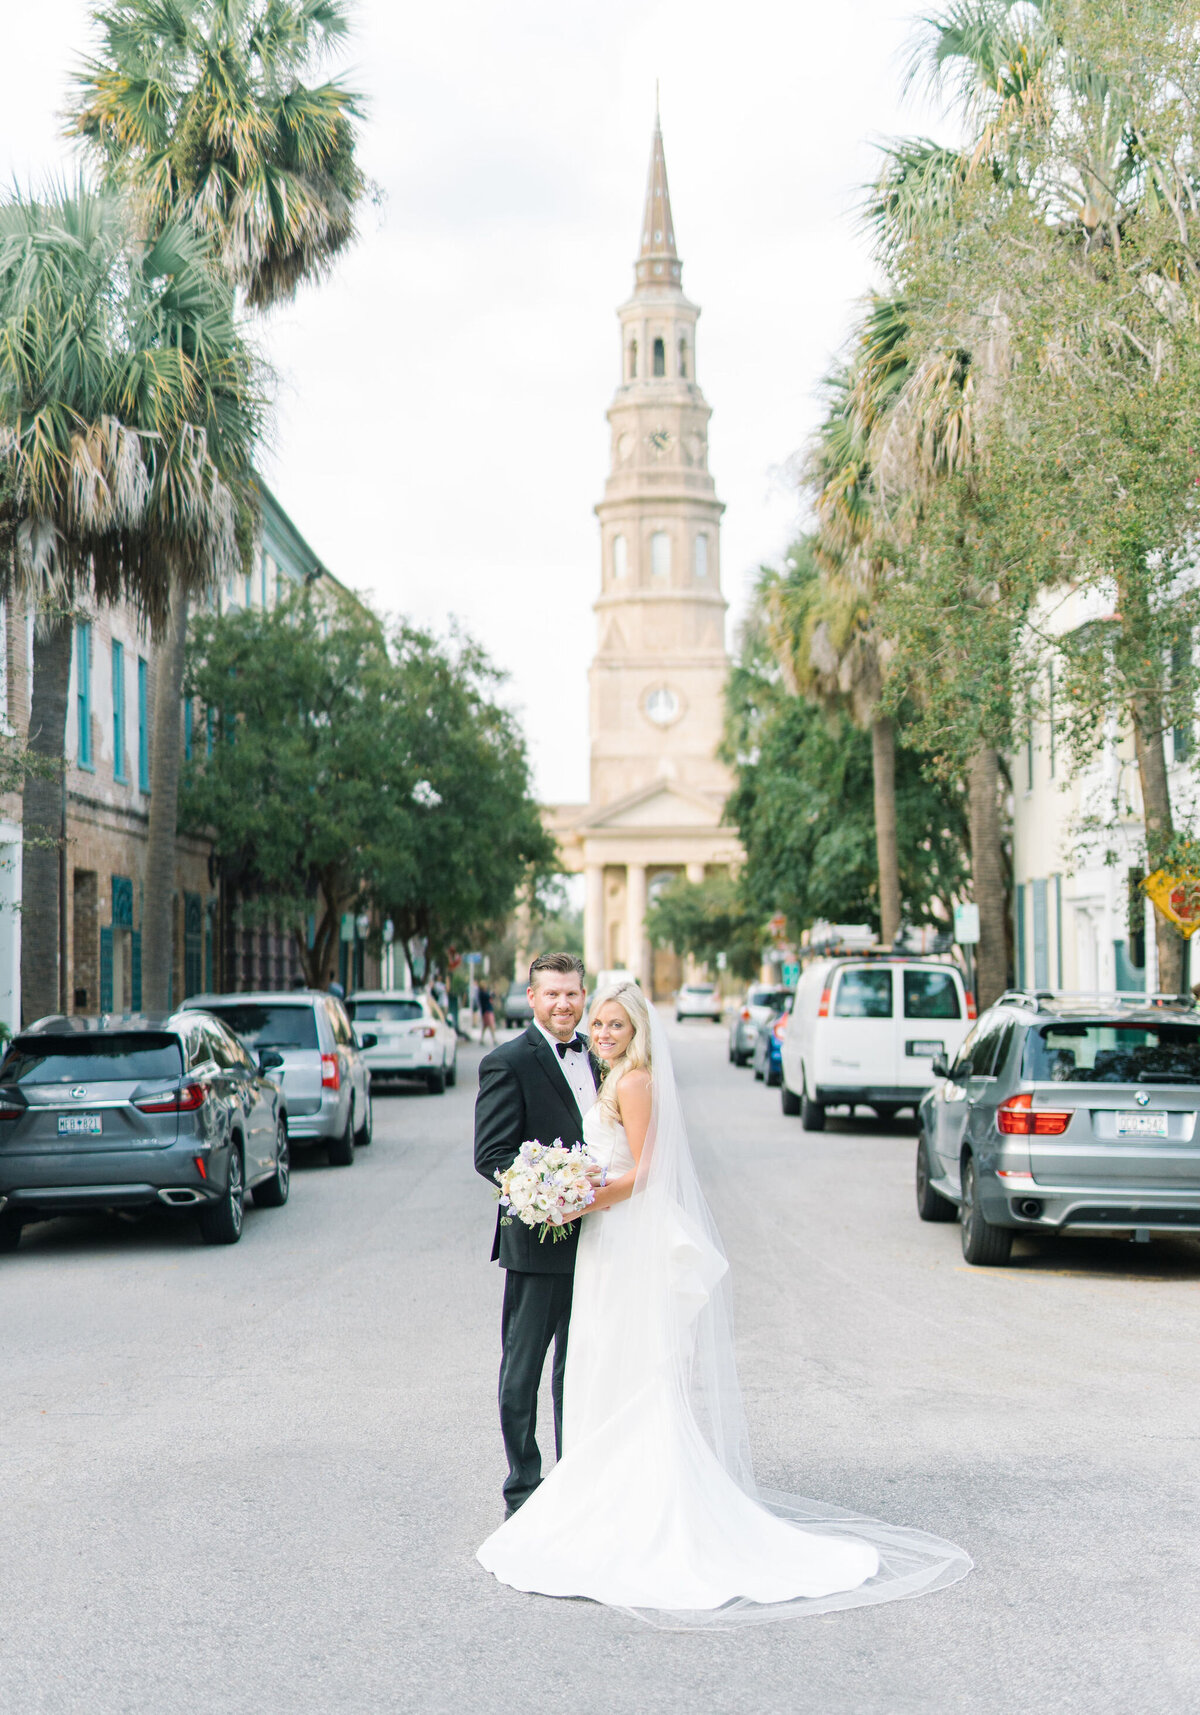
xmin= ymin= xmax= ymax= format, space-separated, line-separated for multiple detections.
xmin=579 ymin=780 xmax=727 ymax=832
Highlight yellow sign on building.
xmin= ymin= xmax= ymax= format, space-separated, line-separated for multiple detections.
xmin=1142 ymin=869 xmax=1200 ymax=939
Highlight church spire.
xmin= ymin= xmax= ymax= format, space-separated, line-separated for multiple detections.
xmin=636 ymin=110 xmax=682 ymax=289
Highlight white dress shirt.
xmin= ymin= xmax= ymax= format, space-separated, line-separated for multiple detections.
xmin=534 ymin=1019 xmax=597 ymax=1118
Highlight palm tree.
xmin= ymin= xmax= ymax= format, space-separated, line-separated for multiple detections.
xmin=0 ymin=186 xmax=258 ymax=1019
xmin=69 ymin=0 xmax=365 ymax=1007
xmin=880 ymin=0 xmax=1200 ymax=993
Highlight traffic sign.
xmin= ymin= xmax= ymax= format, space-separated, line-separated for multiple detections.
xmin=953 ymin=902 xmax=980 ymax=945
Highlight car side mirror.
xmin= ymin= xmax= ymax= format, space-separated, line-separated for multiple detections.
xmin=258 ymin=1049 xmax=284 ymax=1073
xmin=358 ymin=1032 xmax=378 ymax=1050
xmin=930 ymin=1052 xmax=950 ymax=1079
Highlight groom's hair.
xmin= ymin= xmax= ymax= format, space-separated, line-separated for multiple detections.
xmin=528 ymin=952 xmax=586 ymax=987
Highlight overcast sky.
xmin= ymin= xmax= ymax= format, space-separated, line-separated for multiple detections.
xmin=0 ymin=0 xmax=945 ymax=805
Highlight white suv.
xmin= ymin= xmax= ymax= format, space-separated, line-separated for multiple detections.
xmin=675 ymin=983 xmax=725 ymax=1024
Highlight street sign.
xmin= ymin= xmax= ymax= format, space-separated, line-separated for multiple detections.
xmin=339 ymin=913 xmax=355 ymax=944
xmin=781 ymin=961 xmax=800 ymax=987
xmin=953 ymin=903 xmax=981 ymax=945
xmin=463 ymin=951 xmax=483 ymax=965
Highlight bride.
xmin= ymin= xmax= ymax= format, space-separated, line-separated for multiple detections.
xmin=477 ymin=980 xmax=971 ymax=1625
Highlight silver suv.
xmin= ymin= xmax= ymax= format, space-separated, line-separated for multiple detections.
xmin=0 ymin=1012 xmax=289 ymax=1250
xmin=917 ymin=990 xmax=1200 ymax=1265
xmin=183 ymin=992 xmax=373 ymax=1167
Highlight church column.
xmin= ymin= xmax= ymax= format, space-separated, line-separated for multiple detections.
xmin=686 ymin=862 xmax=705 ymax=884
xmin=627 ymin=863 xmax=647 ymax=983
xmin=584 ymin=864 xmax=605 ymax=978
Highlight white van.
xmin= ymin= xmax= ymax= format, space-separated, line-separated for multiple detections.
xmin=779 ymin=957 xmax=972 ymax=1130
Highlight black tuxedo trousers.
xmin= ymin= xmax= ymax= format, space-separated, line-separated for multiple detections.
xmin=474 ymin=1025 xmax=601 ymax=1510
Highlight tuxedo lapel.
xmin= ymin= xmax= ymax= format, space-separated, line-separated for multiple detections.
xmin=523 ymin=1025 xmax=585 ymax=1132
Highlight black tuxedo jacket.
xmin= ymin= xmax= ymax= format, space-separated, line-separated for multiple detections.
xmin=473 ymin=1024 xmax=602 ymax=1275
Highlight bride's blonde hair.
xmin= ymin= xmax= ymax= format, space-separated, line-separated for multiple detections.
xmin=589 ymin=980 xmax=654 ymax=1120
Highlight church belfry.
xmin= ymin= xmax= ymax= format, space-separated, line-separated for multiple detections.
xmin=549 ymin=114 xmax=740 ymax=993
xmin=590 ymin=113 xmax=729 ymax=810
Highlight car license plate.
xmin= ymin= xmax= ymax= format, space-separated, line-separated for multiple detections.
xmin=906 ymin=1040 xmax=943 ymax=1058
xmin=1115 ymin=1112 xmax=1168 ymax=1137
xmin=58 ymin=1114 xmax=102 ymax=1135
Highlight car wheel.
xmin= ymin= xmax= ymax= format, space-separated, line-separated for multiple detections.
xmin=780 ymin=1080 xmax=801 ymax=1117
xmin=800 ymin=1090 xmax=826 ymax=1132
xmin=915 ymin=1131 xmax=956 ymax=1223
xmin=446 ymin=1055 xmax=458 ymax=1089
xmin=753 ymin=1061 xmax=764 ymax=1081
xmin=199 ymin=1144 xmax=245 ymax=1244
xmin=327 ymin=1108 xmax=355 ymax=1167
xmin=426 ymin=1066 xmax=446 ymax=1095
xmin=254 ymin=1120 xmax=291 ymax=1208
xmin=355 ymin=1093 xmax=373 ymax=1147
xmin=0 ymin=1213 xmax=23 ymax=1253
xmin=873 ymin=1103 xmax=899 ymax=1125
xmin=960 ymin=1154 xmax=1012 ymax=1265
xmin=766 ymin=1065 xmax=781 ymax=1088
xmin=675 ymin=1013 xmax=683 ymax=1023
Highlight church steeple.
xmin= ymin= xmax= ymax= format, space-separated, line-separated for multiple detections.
xmin=635 ymin=114 xmax=682 ymax=289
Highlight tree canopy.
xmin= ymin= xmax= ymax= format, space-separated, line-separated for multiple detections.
xmin=181 ymin=587 xmax=554 ymax=984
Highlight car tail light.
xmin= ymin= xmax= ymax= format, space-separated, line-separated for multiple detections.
xmin=321 ymin=1053 xmax=341 ymax=1091
xmin=965 ymin=990 xmax=977 ymax=1020
xmin=136 ymin=1082 xmax=207 ymax=1114
xmin=422 ymin=1026 xmax=437 ymax=1038
xmin=0 ymin=1102 xmax=22 ymax=1121
xmin=772 ymin=1017 xmax=788 ymax=1040
xmin=817 ymin=988 xmax=831 ymax=1019
xmin=194 ymin=1155 xmax=207 ymax=1180
xmin=741 ymin=1008 xmax=751 ymax=1021
xmin=996 ymin=1092 xmax=1072 ymax=1135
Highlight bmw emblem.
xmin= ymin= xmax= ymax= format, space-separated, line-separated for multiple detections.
xmin=1135 ymin=1090 xmax=1150 ymax=1107
xmin=70 ymin=1086 xmax=88 ymax=1099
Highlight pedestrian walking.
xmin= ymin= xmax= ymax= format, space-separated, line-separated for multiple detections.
xmin=478 ymin=981 xmax=497 ymax=1046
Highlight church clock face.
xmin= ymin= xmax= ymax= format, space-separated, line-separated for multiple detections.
xmin=647 ymin=427 xmax=672 ymax=456
xmin=644 ymin=686 xmax=682 ymax=727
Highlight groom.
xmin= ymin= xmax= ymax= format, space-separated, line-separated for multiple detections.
xmin=474 ymin=952 xmax=600 ymax=1516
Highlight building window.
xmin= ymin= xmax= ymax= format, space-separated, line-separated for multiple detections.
xmin=650 ymin=532 xmax=671 ymax=579
xmin=627 ymin=340 xmax=638 ymax=380
xmin=694 ymin=533 xmax=709 ymax=580
xmin=184 ymin=697 xmax=193 ymax=763
xmin=112 ymin=639 xmax=126 ymax=781
xmin=678 ymin=337 xmax=688 ymax=378
xmin=652 ymin=337 xmax=665 ymax=377
xmin=76 ymin=621 xmax=93 ymax=771
xmin=1173 ymin=642 xmax=1192 ymax=761
xmin=137 ymin=656 xmax=150 ymax=792
xmin=612 ymin=534 xmax=627 ymax=580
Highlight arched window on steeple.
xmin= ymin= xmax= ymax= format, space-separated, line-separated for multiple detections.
xmin=627 ymin=340 xmax=638 ymax=380
xmin=678 ymin=337 xmax=688 ymax=379
xmin=652 ymin=337 xmax=665 ymax=377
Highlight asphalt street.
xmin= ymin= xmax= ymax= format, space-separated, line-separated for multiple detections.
xmin=1 ymin=1014 xmax=1198 ymax=1715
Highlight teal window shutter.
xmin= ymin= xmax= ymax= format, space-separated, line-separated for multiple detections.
xmin=99 ymin=927 xmax=113 ymax=1012
xmin=1032 ymin=878 xmax=1049 ymax=989
xmin=131 ymin=931 xmax=142 ymax=1011
xmin=138 ymin=657 xmax=150 ymax=792
xmin=112 ymin=639 xmax=126 ymax=780
xmin=1015 ymin=883 xmax=1027 ymax=990
xmin=76 ymin=621 xmax=93 ymax=770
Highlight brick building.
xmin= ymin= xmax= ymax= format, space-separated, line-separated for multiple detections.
xmin=0 ymin=480 xmax=374 ymax=1030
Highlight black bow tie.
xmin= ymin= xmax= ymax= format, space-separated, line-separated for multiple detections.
xmin=555 ymin=1036 xmax=586 ymax=1058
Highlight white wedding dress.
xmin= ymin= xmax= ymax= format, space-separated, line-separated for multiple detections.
xmin=477 ymin=1010 xmax=971 ymax=1626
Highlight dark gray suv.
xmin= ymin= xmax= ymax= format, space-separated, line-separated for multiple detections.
xmin=0 ymin=1013 xmax=290 ymax=1252
xmin=917 ymin=990 xmax=1200 ymax=1265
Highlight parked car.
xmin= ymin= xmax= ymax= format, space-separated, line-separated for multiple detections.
xmin=675 ymin=982 xmax=725 ymax=1024
xmin=503 ymin=982 xmax=535 ymax=1028
xmin=0 ymin=1011 xmax=290 ymax=1251
xmin=752 ymin=1000 xmax=792 ymax=1086
xmin=918 ymin=990 xmax=1200 ymax=1266
xmin=182 ymin=991 xmax=372 ymax=1165
xmin=346 ymin=990 xmax=457 ymax=1092
xmin=780 ymin=956 xmax=972 ymax=1129
xmin=729 ymin=985 xmax=794 ymax=1066
xmin=595 ymin=968 xmax=638 ymax=992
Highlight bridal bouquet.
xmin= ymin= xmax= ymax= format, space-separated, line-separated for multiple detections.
xmin=495 ymin=1140 xmax=599 ymax=1243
